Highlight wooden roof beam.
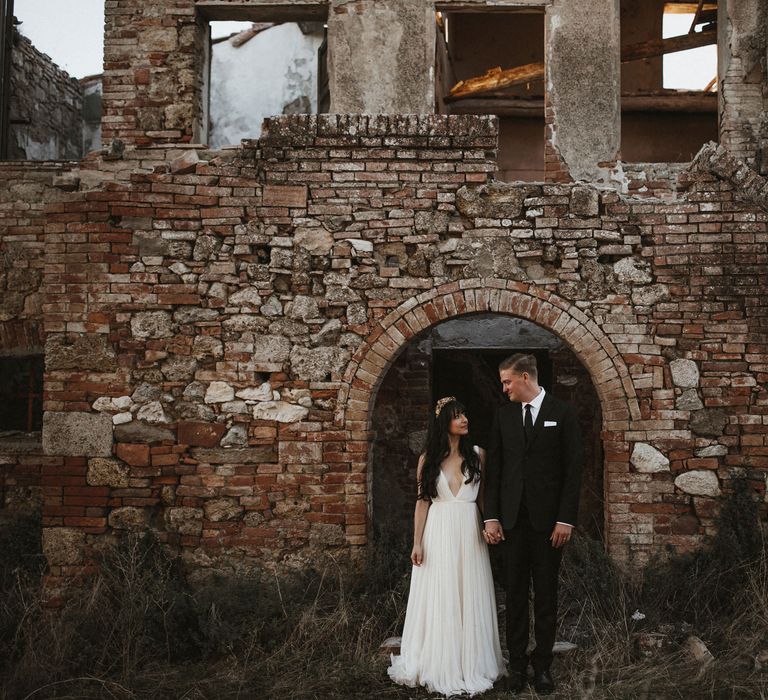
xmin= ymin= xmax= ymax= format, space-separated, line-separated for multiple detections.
xmin=448 ymin=29 xmax=717 ymax=99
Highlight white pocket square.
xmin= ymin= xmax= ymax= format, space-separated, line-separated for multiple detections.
xmin=544 ymin=420 xmax=557 ymax=427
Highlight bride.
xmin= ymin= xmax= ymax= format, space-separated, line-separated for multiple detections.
xmin=388 ymin=397 xmax=505 ymax=696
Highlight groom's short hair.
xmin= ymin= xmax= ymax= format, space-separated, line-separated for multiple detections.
xmin=499 ymin=353 xmax=538 ymax=379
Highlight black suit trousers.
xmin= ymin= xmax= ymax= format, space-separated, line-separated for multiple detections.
xmin=501 ymin=502 xmax=562 ymax=674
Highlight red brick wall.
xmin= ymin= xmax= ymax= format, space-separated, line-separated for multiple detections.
xmin=2 ymin=114 xmax=768 ymax=581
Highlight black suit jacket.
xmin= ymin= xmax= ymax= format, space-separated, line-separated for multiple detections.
xmin=485 ymin=393 xmax=583 ymax=532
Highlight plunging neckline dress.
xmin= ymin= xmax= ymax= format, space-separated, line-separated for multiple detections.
xmin=387 ymin=460 xmax=505 ymax=696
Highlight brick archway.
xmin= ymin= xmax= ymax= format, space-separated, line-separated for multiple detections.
xmin=338 ymin=279 xmax=640 ymax=557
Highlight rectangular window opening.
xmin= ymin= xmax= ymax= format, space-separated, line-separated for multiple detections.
xmin=206 ymin=18 xmax=328 ymax=148
xmin=620 ymin=0 xmax=718 ymax=163
xmin=2 ymin=0 xmax=104 ymax=160
xmin=436 ymin=8 xmax=545 ymax=182
xmin=0 ymin=355 xmax=44 ymax=437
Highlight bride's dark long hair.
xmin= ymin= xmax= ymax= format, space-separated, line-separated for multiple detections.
xmin=418 ymin=397 xmax=481 ymax=501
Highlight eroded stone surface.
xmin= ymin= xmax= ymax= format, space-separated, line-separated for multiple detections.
xmin=204 ymin=498 xmax=243 ymax=522
xmin=87 ymin=457 xmax=129 ymax=487
xmin=165 ymin=506 xmax=204 ymax=535
xmin=43 ymin=527 xmax=85 ymax=566
xmin=205 ymin=381 xmax=235 ymax=404
xmin=690 ymin=409 xmax=729 ymax=437
xmin=46 ymin=334 xmax=117 ymax=372
xmin=630 ymin=443 xmax=670 ymax=473
xmin=670 ymin=359 xmax=700 ymax=388
xmin=289 ymin=346 xmax=350 ymax=381
xmin=109 ymin=506 xmax=150 ymax=531
xmin=676 ymin=389 xmax=703 ymax=411
xmin=675 ymin=470 xmax=721 ymax=497
xmin=131 ymin=311 xmax=174 ymax=339
xmin=43 ymin=412 xmax=113 ymax=457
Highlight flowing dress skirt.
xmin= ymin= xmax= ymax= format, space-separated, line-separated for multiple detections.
xmin=388 ymin=476 xmax=504 ymax=697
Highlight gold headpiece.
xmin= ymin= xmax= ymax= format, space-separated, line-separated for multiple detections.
xmin=434 ymin=396 xmax=457 ymax=417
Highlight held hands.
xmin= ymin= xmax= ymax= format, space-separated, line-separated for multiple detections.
xmin=411 ymin=543 xmax=424 ymax=566
xmin=483 ymin=520 xmax=504 ymax=545
xmin=550 ymin=522 xmax=573 ymax=548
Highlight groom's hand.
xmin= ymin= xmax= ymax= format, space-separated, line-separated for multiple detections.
xmin=550 ymin=523 xmax=573 ymax=548
xmin=483 ymin=520 xmax=504 ymax=545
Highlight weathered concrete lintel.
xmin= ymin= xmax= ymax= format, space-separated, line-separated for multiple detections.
xmin=196 ymin=1 xmax=329 ymax=22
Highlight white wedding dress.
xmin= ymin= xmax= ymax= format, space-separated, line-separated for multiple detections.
xmin=388 ymin=464 xmax=505 ymax=696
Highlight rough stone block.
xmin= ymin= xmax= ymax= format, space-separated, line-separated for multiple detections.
xmin=204 ymin=381 xmax=235 ymax=404
xmin=309 ymin=522 xmax=344 ymax=546
xmin=170 ymin=149 xmax=200 ymax=175
xmin=109 ymin=506 xmax=150 ymax=531
xmin=130 ymin=311 xmax=174 ymax=339
xmin=675 ymin=470 xmax=721 ymax=497
xmin=294 ymin=225 xmax=333 ymax=254
xmin=252 ymin=401 xmax=309 ymax=423
xmin=670 ymin=359 xmax=700 ymax=388
xmin=676 ymin=389 xmax=703 ymax=411
xmin=45 ymin=334 xmax=118 ymax=372
xmin=42 ymin=527 xmax=85 ymax=566
xmin=87 ymin=458 xmax=130 ymax=487
xmin=165 ymin=506 xmax=204 ymax=535
xmin=690 ymin=409 xmax=728 ymax=437
xmin=289 ymin=346 xmax=350 ymax=381
xmin=43 ymin=412 xmax=113 ymax=457
xmin=630 ymin=443 xmax=670 ymax=473
xmin=570 ymin=185 xmax=600 ymax=217
xmin=203 ymin=498 xmax=244 ymax=522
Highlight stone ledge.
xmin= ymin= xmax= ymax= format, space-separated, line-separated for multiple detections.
xmin=258 ymin=114 xmax=500 ymax=145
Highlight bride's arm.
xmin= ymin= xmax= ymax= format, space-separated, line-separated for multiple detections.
xmin=411 ymin=454 xmax=430 ymax=566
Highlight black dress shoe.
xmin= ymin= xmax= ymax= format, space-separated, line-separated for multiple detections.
xmin=533 ymin=668 xmax=555 ymax=695
xmin=505 ymin=670 xmax=527 ymax=694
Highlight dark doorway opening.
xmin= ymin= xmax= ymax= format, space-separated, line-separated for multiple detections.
xmin=432 ymin=348 xmax=551 ymax=451
xmin=371 ymin=316 xmax=605 ymax=545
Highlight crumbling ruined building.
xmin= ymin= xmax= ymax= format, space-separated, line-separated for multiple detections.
xmin=0 ymin=0 xmax=767 ymax=590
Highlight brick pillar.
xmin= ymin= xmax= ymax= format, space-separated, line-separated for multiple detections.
xmin=545 ymin=0 xmax=620 ymax=182
xmin=102 ymin=0 xmax=206 ymax=147
xmin=718 ymin=0 xmax=768 ymax=172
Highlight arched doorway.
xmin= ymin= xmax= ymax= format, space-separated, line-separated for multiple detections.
xmin=338 ymin=280 xmax=639 ymax=561
xmin=371 ymin=314 xmax=604 ymax=541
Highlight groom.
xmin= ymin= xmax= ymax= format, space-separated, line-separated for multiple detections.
xmin=483 ymin=353 xmax=583 ymax=695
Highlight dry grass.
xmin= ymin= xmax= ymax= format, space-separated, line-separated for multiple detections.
xmin=2 ymin=483 xmax=768 ymax=699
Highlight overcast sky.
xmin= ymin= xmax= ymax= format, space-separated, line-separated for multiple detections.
xmin=13 ymin=0 xmax=249 ymax=79
xmin=14 ymin=2 xmax=714 ymax=89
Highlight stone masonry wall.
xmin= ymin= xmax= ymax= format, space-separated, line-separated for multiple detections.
xmin=0 ymin=162 xmax=80 ymax=517
xmin=7 ymin=114 xmax=761 ymax=583
xmin=9 ymin=31 xmax=83 ymax=160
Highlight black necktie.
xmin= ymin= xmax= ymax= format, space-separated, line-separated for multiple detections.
xmin=524 ymin=404 xmax=534 ymax=444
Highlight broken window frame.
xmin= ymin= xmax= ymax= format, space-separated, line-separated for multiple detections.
xmin=435 ymin=3 xmax=547 ymax=182
xmin=619 ymin=0 xmax=719 ymax=163
xmin=196 ymin=1 xmax=330 ymax=147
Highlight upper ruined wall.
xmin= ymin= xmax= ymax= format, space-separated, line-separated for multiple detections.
xmin=9 ymin=31 xmax=83 ymax=160
xmin=93 ymin=0 xmax=768 ymax=184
